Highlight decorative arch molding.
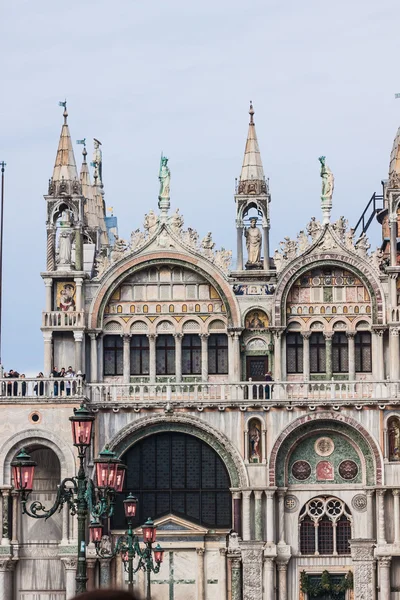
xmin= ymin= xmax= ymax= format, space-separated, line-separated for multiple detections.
xmin=269 ymin=412 xmax=383 ymax=487
xmin=0 ymin=429 xmax=77 ymax=486
xmin=49 ymin=200 xmax=79 ymax=225
xmin=108 ymin=414 xmax=249 ymax=489
xmin=89 ymin=253 xmax=240 ymax=330
xmin=274 ymin=255 xmax=385 ymax=326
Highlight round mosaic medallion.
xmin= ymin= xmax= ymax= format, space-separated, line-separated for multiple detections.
xmin=352 ymin=494 xmax=367 ymax=512
xmin=314 ymin=436 xmax=335 ymax=457
xmin=292 ymin=460 xmax=312 ymax=481
xmin=284 ymin=495 xmax=299 ymax=512
xmin=339 ymin=459 xmax=359 ymax=480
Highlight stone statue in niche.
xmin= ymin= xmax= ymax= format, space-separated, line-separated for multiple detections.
xmin=57 ymin=212 xmax=74 ymax=268
xmin=248 ymin=419 xmax=261 ymax=463
xmin=144 ymin=209 xmax=159 ymax=236
xmin=389 ymin=418 xmax=400 ymax=461
xmin=244 ymin=217 xmax=262 ymax=269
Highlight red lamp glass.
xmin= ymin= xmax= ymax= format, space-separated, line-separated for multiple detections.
xmin=69 ymin=404 xmax=95 ymax=448
xmin=122 ymin=551 xmax=129 ymax=563
xmin=115 ymin=463 xmax=127 ymax=493
xmin=153 ymin=544 xmax=164 ymax=564
xmin=123 ymin=493 xmax=138 ymax=520
xmin=89 ymin=520 xmax=103 ymax=544
xmin=11 ymin=448 xmax=37 ymax=491
xmin=94 ymin=446 xmax=120 ymax=489
xmin=142 ymin=517 xmax=157 ymax=543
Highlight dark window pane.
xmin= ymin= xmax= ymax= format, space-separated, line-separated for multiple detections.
xmin=337 ymin=516 xmax=351 ymax=554
xmin=300 ymin=517 xmax=315 ymax=554
xmin=355 ymin=332 xmax=372 ymax=372
xmin=286 ymin=333 xmax=303 ymax=373
xmin=332 ymin=332 xmax=348 ymax=373
xmin=130 ymin=335 xmax=149 ymax=375
xmin=318 ymin=516 xmax=334 ymax=554
xmin=310 ymin=333 xmax=326 ymax=373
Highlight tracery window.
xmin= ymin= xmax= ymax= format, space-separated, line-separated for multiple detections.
xmin=182 ymin=335 xmax=201 ymax=375
xmin=103 ymin=335 xmax=123 ymax=376
xmin=130 ymin=335 xmax=149 ymax=375
xmin=299 ymin=497 xmax=352 ymax=555
xmin=208 ymin=334 xmax=228 ymax=374
xmin=310 ymin=333 xmax=326 ymax=373
xmin=355 ymin=332 xmax=372 ymax=372
xmin=332 ymin=332 xmax=348 ymax=373
xmin=286 ymin=333 xmax=303 ymax=374
xmin=156 ymin=335 xmax=175 ymax=375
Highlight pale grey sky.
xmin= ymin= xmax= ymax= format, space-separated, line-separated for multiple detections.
xmin=1 ymin=0 xmax=399 ymax=372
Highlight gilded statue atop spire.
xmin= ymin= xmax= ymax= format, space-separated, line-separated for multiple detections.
xmin=319 ymin=156 xmax=334 ymax=224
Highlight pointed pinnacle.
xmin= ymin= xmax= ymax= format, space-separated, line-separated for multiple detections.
xmin=249 ymin=101 xmax=254 ymax=125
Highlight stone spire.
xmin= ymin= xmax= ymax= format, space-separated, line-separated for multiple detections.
xmin=237 ymin=102 xmax=268 ymax=196
xmin=389 ymin=126 xmax=400 ymax=188
xmin=80 ymin=147 xmax=98 ymax=230
xmin=52 ymin=105 xmax=79 ymax=184
xmin=93 ymin=166 xmax=109 ymax=246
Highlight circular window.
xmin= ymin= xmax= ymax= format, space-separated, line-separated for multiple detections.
xmin=339 ymin=460 xmax=358 ymax=480
xmin=292 ymin=460 xmax=311 ymax=481
xmin=29 ymin=412 xmax=41 ymax=424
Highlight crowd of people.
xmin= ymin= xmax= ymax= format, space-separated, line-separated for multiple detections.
xmin=3 ymin=366 xmax=81 ymax=396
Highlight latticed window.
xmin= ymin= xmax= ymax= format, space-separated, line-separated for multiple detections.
xmin=355 ymin=332 xmax=372 ymax=372
xmin=156 ymin=335 xmax=175 ymax=375
xmin=103 ymin=335 xmax=123 ymax=376
xmin=310 ymin=333 xmax=326 ymax=373
xmin=299 ymin=497 xmax=352 ymax=555
xmin=130 ymin=335 xmax=149 ymax=375
xmin=208 ymin=334 xmax=228 ymax=374
xmin=286 ymin=333 xmax=303 ymax=373
xmin=112 ymin=432 xmax=232 ymax=530
xmin=332 ymin=332 xmax=348 ymax=373
xmin=182 ymin=335 xmax=201 ymax=375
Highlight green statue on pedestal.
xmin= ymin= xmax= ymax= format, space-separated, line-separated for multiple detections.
xmin=159 ymin=155 xmax=171 ymax=199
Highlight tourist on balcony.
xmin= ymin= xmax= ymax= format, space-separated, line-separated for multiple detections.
xmin=59 ymin=367 xmax=66 ymax=395
xmin=51 ymin=366 xmax=60 ymax=396
xmin=34 ymin=372 xmax=44 ymax=397
xmin=7 ymin=370 xmax=19 ymax=396
xmin=65 ymin=366 xmax=75 ymax=396
xmin=20 ymin=374 xmax=26 ymax=397
xmin=265 ymin=372 xmax=273 ymax=399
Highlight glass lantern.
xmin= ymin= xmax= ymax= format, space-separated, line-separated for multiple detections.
xmin=123 ymin=493 xmax=138 ymax=520
xmin=11 ymin=448 xmax=37 ymax=491
xmin=69 ymin=404 xmax=95 ymax=448
xmin=94 ymin=446 xmax=120 ymax=489
xmin=142 ymin=517 xmax=157 ymax=543
xmin=89 ymin=520 xmax=103 ymax=544
xmin=115 ymin=463 xmax=127 ymax=493
xmin=153 ymin=544 xmax=164 ymax=564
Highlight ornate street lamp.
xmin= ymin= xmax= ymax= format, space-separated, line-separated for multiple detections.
xmin=92 ymin=494 xmax=164 ymax=598
xmin=11 ymin=404 xmax=126 ymax=595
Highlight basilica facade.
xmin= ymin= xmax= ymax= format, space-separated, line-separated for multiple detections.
xmin=1 ymin=104 xmax=400 ymax=600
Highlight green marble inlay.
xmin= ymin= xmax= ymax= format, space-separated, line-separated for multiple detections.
xmin=288 ymin=432 xmax=361 ymax=485
xmin=276 ymin=420 xmax=374 ymax=486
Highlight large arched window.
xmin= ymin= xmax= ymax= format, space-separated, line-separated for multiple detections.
xmin=299 ymin=497 xmax=352 ymax=555
xmin=112 ymin=432 xmax=232 ymax=530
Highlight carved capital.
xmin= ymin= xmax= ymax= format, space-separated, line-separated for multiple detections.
xmin=390 ymin=327 xmax=399 ymax=337
xmin=173 ymin=333 xmax=183 ymax=340
xmin=62 ymin=557 xmax=78 ymax=570
xmin=377 ymin=489 xmax=386 ymax=497
xmin=346 ymin=331 xmax=356 ymax=339
xmin=301 ymin=331 xmax=311 ymax=340
xmin=89 ymin=332 xmax=99 ymax=341
xmin=379 ymin=557 xmax=392 ymax=568
xmin=199 ymin=333 xmax=210 ymax=340
xmin=219 ymin=547 xmax=227 ymax=556
xmin=393 ymin=489 xmax=400 ymax=497
xmin=196 ymin=547 xmax=205 ymax=556
xmin=147 ymin=333 xmax=158 ymax=340
xmin=323 ymin=331 xmax=334 ymax=340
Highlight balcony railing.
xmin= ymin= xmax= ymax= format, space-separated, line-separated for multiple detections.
xmin=0 ymin=377 xmax=84 ymax=399
xmin=42 ymin=311 xmax=85 ymax=328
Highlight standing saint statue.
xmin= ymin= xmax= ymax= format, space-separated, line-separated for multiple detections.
xmin=159 ymin=155 xmax=171 ymax=199
xmin=244 ymin=218 xmax=262 ymax=268
xmin=92 ymin=139 xmax=103 ymax=184
xmin=58 ymin=229 xmax=73 ymax=266
xmin=319 ymin=156 xmax=334 ymax=224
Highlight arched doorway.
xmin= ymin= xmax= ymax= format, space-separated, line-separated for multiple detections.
xmin=112 ymin=432 xmax=232 ymax=530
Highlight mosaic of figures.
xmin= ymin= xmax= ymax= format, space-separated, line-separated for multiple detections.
xmin=286 ymin=267 xmax=371 ymax=323
xmin=244 ymin=309 xmax=269 ymax=330
xmin=104 ymin=266 xmax=226 ymax=317
xmin=56 ymin=281 xmax=76 ymax=312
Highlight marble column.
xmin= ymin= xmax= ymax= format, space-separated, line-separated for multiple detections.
xmin=274 ymin=331 xmax=282 ymax=382
xmin=254 ymin=491 xmax=263 ymax=541
xmin=196 ymin=548 xmax=205 ymax=600
xmin=366 ymin=490 xmax=375 ymax=540
xmin=219 ymin=548 xmax=227 ymax=600
xmin=373 ymin=329 xmax=385 ymax=381
xmin=379 ymin=557 xmax=391 ymax=599
xmin=75 ymin=227 xmax=83 ymax=272
xmin=324 ymin=332 xmax=333 ymax=380
xmin=242 ymin=546 xmax=263 ymax=600
xmin=46 ymin=227 xmax=56 ymax=271
xmin=277 ymin=490 xmax=286 ymax=544
xmin=263 ymin=557 xmax=274 ymax=600
xmin=62 ymin=558 xmax=78 ymax=599
xmin=390 ymin=218 xmax=397 ymax=267
xmin=200 ymin=334 xmax=209 ymax=382
xmin=74 ymin=277 xmax=83 ymax=311
xmin=390 ymin=272 xmax=398 ymax=310
xmin=148 ymin=334 xmax=157 ymax=383
xmin=302 ymin=332 xmax=310 ymax=380
xmin=233 ymin=332 xmax=241 ymax=381
xmin=11 ymin=492 xmax=18 ymax=544
xmin=89 ymin=333 xmax=98 ymax=383
xmin=1 ymin=491 xmax=10 ymax=545
xmin=122 ymin=334 xmax=131 ymax=384
xmin=389 ymin=328 xmax=400 ymax=381
xmin=174 ymin=333 xmax=183 ymax=383
xmin=98 ymin=335 xmax=104 ymax=382
xmin=263 ymin=225 xmax=270 ymax=271
xmin=230 ymin=557 xmax=242 ymax=600
xmin=44 ymin=277 xmax=52 ymax=311
xmin=0 ymin=558 xmax=15 ymax=600
xmin=377 ymin=489 xmax=386 ymax=545
xmin=43 ymin=331 xmax=53 ymax=377
xmin=73 ymin=331 xmax=83 ymax=373
xmin=347 ymin=331 xmax=356 ymax=380
xmin=99 ymin=558 xmax=112 ymax=588
xmin=232 ymin=491 xmax=242 ymax=536
xmin=242 ymin=491 xmax=251 ymax=541
xmin=265 ymin=490 xmax=275 ymax=544
xmin=277 ymin=562 xmax=288 ymax=600
xmin=394 ymin=489 xmax=400 ymax=544
xmin=86 ymin=559 xmax=97 ymax=591
xmin=237 ymin=224 xmax=244 ymax=271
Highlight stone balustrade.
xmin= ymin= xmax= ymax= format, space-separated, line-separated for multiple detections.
xmin=42 ymin=310 xmax=85 ymax=328
xmin=0 ymin=376 xmax=84 ymax=399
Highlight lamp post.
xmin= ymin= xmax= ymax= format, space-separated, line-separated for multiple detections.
xmin=90 ymin=494 xmax=164 ymax=599
xmin=11 ymin=404 xmax=125 ymax=595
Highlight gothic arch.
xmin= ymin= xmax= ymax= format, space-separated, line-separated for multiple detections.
xmin=274 ymin=255 xmax=385 ymax=326
xmin=108 ymin=414 xmax=249 ymax=489
xmin=0 ymin=429 xmax=76 ymax=486
xmin=89 ymin=254 xmax=240 ymax=330
xmin=269 ymin=412 xmax=383 ymax=486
